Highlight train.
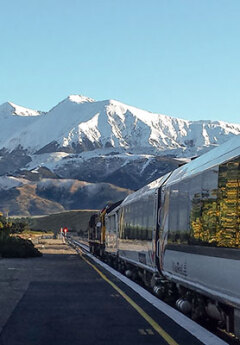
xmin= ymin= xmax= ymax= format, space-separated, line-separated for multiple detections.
xmin=88 ymin=135 xmax=240 ymax=338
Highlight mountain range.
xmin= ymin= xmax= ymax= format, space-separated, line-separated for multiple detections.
xmin=0 ymin=95 xmax=239 ymax=216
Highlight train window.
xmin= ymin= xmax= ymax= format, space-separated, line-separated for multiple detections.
xmin=189 ymin=168 xmax=219 ymax=246
xmin=178 ymin=181 xmax=190 ymax=242
xmin=119 ymin=197 xmax=155 ymax=241
xmin=217 ymin=157 xmax=240 ymax=248
xmin=147 ymin=196 xmax=155 ymax=230
xmin=142 ymin=210 xmax=147 ymax=231
xmin=160 ymin=187 xmax=170 ymax=234
xmin=145 ymin=197 xmax=154 ymax=240
xmin=202 ymin=169 xmax=218 ymax=243
xmin=168 ymin=186 xmax=179 ymax=234
xmin=147 ymin=229 xmax=153 ymax=241
xmin=189 ymin=174 xmax=203 ymax=244
xmin=168 ymin=180 xmax=190 ymax=244
xmin=167 ymin=168 xmax=219 ymax=246
xmin=188 ymin=158 xmax=240 ymax=248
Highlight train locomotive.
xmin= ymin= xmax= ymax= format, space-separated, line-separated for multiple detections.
xmin=88 ymin=135 xmax=240 ymax=338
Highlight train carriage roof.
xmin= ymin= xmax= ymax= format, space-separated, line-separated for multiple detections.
xmin=106 ymin=200 xmax=123 ymax=214
xmin=165 ymin=135 xmax=240 ymax=187
xmin=121 ymin=172 xmax=171 ymax=207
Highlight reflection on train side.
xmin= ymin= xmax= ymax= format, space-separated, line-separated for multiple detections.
xmin=166 ymin=157 xmax=240 ymax=248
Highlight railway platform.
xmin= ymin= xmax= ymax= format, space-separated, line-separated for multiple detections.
xmin=0 ymin=238 xmax=227 ymax=345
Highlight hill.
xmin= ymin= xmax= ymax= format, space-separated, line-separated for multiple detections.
xmin=27 ymin=210 xmax=98 ymax=235
xmin=0 ymin=177 xmax=132 ymax=216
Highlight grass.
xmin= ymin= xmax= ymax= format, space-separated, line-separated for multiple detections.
xmin=20 ymin=229 xmax=54 ymax=237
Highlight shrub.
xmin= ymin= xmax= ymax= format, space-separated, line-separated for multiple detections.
xmin=0 ymin=236 xmax=42 ymax=258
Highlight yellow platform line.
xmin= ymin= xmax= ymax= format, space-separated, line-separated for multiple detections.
xmin=80 ymin=252 xmax=179 ymax=345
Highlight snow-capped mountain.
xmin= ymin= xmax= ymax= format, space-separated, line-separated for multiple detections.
xmin=1 ymin=95 xmax=239 ymax=156
xmin=0 ymin=95 xmax=239 ymax=216
xmin=0 ymin=102 xmax=44 ymax=148
xmin=0 ymin=102 xmax=42 ymax=117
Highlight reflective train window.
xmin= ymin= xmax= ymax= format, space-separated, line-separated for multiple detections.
xmin=217 ymin=156 xmax=240 ymax=248
xmin=120 ymin=198 xmax=154 ymax=241
xmin=166 ymin=159 xmax=240 ymax=248
xmin=168 ymin=185 xmax=180 ymax=240
xmin=189 ymin=167 xmax=219 ymax=246
xmin=188 ymin=157 xmax=240 ymax=248
xmin=189 ymin=172 xmax=202 ymax=244
xmin=168 ymin=179 xmax=190 ymax=244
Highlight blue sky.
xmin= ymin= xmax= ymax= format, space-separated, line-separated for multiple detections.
xmin=0 ymin=0 xmax=239 ymax=123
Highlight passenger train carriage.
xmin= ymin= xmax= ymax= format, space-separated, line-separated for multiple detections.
xmin=159 ymin=136 xmax=240 ymax=321
xmin=116 ymin=173 xmax=171 ymax=273
xmin=90 ymin=135 xmax=240 ymax=338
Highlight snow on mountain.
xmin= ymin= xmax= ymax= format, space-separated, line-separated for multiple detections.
xmin=1 ymin=95 xmax=239 ymax=157
xmin=0 ymin=102 xmax=43 ymax=117
xmin=1 ymin=96 xmax=105 ymax=153
xmin=0 ymin=101 xmax=45 ymax=148
xmin=0 ymin=176 xmax=29 ymax=190
xmin=0 ymin=95 xmax=239 ymax=214
xmin=67 ymin=95 xmax=95 ymax=104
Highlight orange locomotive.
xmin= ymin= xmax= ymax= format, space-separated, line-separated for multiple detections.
xmin=88 ymin=201 xmax=122 ymax=257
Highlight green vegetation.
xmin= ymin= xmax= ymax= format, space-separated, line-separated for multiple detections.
xmin=0 ymin=215 xmax=42 ymax=258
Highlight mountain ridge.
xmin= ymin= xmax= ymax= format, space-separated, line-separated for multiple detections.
xmin=1 ymin=95 xmax=239 ymax=157
xmin=0 ymin=94 xmax=239 ymax=215
xmin=0 ymin=101 xmax=44 ymax=117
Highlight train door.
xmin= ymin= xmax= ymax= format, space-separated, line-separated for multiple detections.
xmin=155 ymin=187 xmax=163 ymax=274
xmin=155 ymin=173 xmax=172 ymax=274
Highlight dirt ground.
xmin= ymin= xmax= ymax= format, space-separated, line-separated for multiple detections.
xmin=0 ymin=238 xmax=76 ymax=334
xmin=35 ymin=237 xmax=76 ymax=255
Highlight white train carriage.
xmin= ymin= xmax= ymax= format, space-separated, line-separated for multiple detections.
xmin=103 ymin=135 xmax=240 ymax=336
xmin=158 ymin=135 xmax=240 ymax=336
xmin=117 ymin=174 xmax=171 ymax=274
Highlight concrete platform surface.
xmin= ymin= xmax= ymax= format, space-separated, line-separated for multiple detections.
xmin=0 ymin=239 xmax=221 ymax=345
